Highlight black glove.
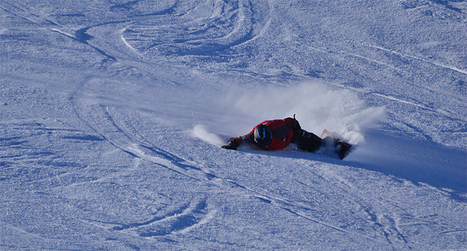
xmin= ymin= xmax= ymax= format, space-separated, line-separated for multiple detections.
xmin=222 ymin=138 xmax=239 ymax=150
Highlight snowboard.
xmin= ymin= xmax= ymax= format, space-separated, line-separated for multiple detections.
xmin=321 ymin=129 xmax=352 ymax=160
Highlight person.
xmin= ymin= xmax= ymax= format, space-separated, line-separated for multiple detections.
xmin=222 ymin=115 xmax=349 ymax=159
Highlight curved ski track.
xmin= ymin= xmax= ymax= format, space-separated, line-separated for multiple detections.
xmin=122 ymin=0 xmax=272 ymax=55
xmin=1 ymin=0 xmax=465 ymax=248
xmin=68 ymin=98 xmax=414 ymax=247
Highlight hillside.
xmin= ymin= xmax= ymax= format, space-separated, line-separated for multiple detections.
xmin=1 ymin=0 xmax=466 ymax=250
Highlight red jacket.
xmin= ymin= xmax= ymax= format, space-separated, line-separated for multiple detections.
xmin=236 ymin=117 xmax=300 ymax=150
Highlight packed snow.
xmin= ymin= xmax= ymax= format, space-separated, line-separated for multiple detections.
xmin=1 ymin=0 xmax=466 ymax=250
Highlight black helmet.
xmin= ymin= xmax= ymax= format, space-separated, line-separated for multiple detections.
xmin=254 ymin=124 xmax=272 ymax=147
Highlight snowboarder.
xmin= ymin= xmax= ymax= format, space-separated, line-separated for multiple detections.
xmin=222 ymin=115 xmax=351 ymax=159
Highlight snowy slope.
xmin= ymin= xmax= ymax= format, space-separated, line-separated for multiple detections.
xmin=1 ymin=0 xmax=466 ymax=250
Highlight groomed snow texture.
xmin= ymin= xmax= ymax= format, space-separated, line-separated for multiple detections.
xmin=1 ymin=0 xmax=466 ymax=250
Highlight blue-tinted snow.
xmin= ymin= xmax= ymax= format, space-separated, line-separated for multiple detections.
xmin=0 ymin=0 xmax=466 ymax=250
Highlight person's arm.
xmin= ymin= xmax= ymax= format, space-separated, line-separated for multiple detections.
xmin=222 ymin=133 xmax=254 ymax=150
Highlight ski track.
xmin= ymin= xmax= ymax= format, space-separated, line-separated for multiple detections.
xmin=370 ymin=45 xmax=467 ymax=75
xmin=292 ymin=43 xmax=466 ymax=123
xmin=68 ymin=99 xmax=398 ymax=245
xmin=121 ymin=0 xmax=272 ymax=55
xmin=78 ymin=97 xmax=465 ymax=249
xmin=1 ymin=0 xmax=466 ymax=249
xmin=0 ymin=1 xmax=58 ymax=27
xmin=67 ymin=100 xmax=221 ymax=237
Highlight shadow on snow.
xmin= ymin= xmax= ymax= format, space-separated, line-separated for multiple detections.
xmin=238 ymin=130 xmax=467 ymax=202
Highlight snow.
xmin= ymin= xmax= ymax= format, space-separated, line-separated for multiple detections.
xmin=1 ymin=0 xmax=466 ymax=250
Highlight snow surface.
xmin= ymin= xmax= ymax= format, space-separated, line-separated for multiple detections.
xmin=1 ymin=0 xmax=466 ymax=250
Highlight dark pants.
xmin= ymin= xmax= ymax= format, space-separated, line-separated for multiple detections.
xmin=293 ymin=129 xmax=326 ymax=153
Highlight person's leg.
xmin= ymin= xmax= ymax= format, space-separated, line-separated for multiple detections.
xmin=295 ymin=129 xmax=324 ymax=152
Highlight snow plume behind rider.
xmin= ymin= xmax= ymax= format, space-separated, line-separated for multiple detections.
xmin=191 ymin=82 xmax=386 ymax=158
xmin=222 ymin=82 xmax=385 ymax=146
